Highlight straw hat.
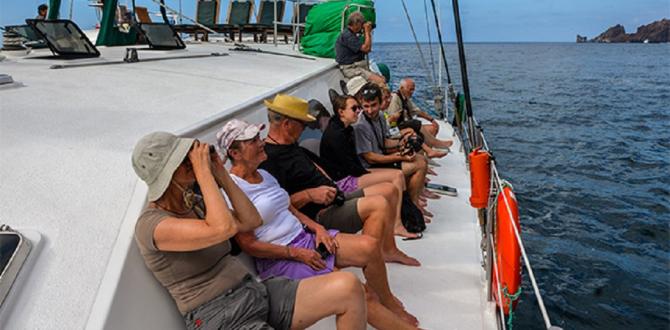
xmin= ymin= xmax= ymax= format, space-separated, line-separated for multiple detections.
xmin=263 ymin=94 xmax=316 ymax=122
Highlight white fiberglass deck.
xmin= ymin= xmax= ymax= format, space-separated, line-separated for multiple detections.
xmin=0 ymin=40 xmax=495 ymax=329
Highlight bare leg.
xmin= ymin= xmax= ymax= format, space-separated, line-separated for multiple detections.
xmin=402 ymin=157 xmax=427 ymax=205
xmin=365 ymin=285 xmax=419 ymax=329
xmin=357 ymin=195 xmax=420 ymax=266
xmin=421 ymin=125 xmax=453 ymax=148
xmin=362 ymin=169 xmax=418 ymax=238
xmin=290 ymin=272 xmax=366 ymax=330
xmin=334 ymin=233 xmax=418 ymax=326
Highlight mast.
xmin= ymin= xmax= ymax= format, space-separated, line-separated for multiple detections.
xmin=451 ymin=0 xmax=476 ymax=147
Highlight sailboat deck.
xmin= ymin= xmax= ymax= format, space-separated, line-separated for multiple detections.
xmin=0 ymin=41 xmax=495 ymax=329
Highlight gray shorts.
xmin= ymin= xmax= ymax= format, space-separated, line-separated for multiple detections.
xmin=316 ymin=189 xmax=365 ymax=234
xmin=184 ymin=275 xmax=299 ymax=330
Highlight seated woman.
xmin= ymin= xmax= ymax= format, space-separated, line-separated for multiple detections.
xmin=215 ymin=120 xmax=419 ymax=329
xmin=131 ymin=132 xmax=366 ymax=330
xmin=319 ymin=91 xmax=420 ymax=238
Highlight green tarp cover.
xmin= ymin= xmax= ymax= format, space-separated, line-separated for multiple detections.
xmin=95 ymin=0 xmax=137 ymax=46
xmin=301 ymin=0 xmax=375 ymax=58
xmin=47 ymin=0 xmax=61 ymax=19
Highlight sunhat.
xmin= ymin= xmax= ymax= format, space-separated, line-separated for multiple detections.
xmin=215 ymin=119 xmax=266 ymax=159
xmin=263 ymin=94 xmax=315 ymax=122
xmin=346 ymin=76 xmax=367 ymax=96
xmin=132 ymin=132 xmax=194 ymax=201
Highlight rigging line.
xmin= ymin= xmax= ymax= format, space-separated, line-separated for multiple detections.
xmin=491 ymin=164 xmax=555 ymax=329
xmin=428 ymin=0 xmax=452 ymax=84
xmin=399 ymin=0 xmax=436 ymax=86
xmin=422 ymin=0 xmax=437 ymax=84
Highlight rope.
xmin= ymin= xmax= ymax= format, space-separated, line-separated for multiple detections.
xmin=503 ymin=286 xmax=523 ymax=330
xmin=422 ymin=0 xmax=437 ymax=84
xmin=428 ymin=0 xmax=452 ymax=84
xmin=489 ymin=235 xmax=508 ymax=330
xmin=399 ymin=0 xmax=436 ymax=86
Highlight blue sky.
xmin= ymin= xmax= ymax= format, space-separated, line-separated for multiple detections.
xmin=1 ymin=0 xmax=668 ymax=42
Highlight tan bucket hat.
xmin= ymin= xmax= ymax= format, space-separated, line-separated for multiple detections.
xmin=132 ymin=132 xmax=194 ymax=201
xmin=263 ymin=94 xmax=316 ymax=122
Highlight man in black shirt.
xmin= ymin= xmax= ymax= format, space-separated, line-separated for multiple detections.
xmin=334 ymin=12 xmax=385 ymax=85
xmin=259 ymin=94 xmax=420 ymax=267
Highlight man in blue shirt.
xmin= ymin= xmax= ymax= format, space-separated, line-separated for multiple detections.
xmin=335 ymin=12 xmax=385 ymax=85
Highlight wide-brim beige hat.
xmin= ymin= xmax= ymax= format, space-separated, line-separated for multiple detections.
xmin=346 ymin=76 xmax=368 ymax=96
xmin=264 ymin=94 xmax=316 ymax=122
xmin=132 ymin=132 xmax=194 ymax=201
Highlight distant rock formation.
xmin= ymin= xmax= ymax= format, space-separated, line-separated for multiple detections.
xmin=578 ymin=18 xmax=669 ymax=43
xmin=576 ymin=35 xmax=588 ymax=43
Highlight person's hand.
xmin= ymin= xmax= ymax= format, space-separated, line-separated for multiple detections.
xmin=399 ymin=152 xmax=415 ymax=162
xmin=313 ymin=225 xmax=338 ymax=255
xmin=292 ymin=248 xmax=327 ymax=270
xmin=209 ymin=147 xmax=229 ymax=181
xmin=363 ymin=21 xmax=373 ymax=32
xmin=189 ymin=141 xmax=213 ymax=180
xmin=308 ymin=186 xmax=337 ymax=205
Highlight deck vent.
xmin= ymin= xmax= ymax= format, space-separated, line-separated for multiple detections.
xmin=0 ymin=74 xmax=14 ymax=85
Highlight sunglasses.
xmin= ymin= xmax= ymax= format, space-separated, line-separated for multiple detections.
xmin=349 ymin=105 xmax=362 ymax=113
xmin=361 ymin=88 xmax=380 ymax=97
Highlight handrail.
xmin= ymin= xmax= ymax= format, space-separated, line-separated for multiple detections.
xmin=469 ymin=116 xmax=560 ymax=330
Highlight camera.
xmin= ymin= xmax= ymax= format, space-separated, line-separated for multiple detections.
xmin=333 ymin=189 xmax=345 ymax=206
xmin=402 ymin=135 xmax=424 ymax=155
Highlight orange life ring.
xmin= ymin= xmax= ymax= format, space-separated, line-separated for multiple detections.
xmin=468 ymin=148 xmax=491 ymax=208
xmin=492 ymin=183 xmax=522 ymax=315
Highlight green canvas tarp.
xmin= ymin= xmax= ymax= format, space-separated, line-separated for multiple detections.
xmin=301 ymin=0 xmax=375 ymax=58
xmin=95 ymin=0 xmax=137 ymax=46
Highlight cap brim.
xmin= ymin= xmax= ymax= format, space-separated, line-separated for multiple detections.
xmin=238 ymin=123 xmax=266 ymax=140
xmin=146 ymin=137 xmax=194 ymax=201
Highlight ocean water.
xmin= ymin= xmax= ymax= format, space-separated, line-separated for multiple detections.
xmin=373 ymin=43 xmax=670 ymax=329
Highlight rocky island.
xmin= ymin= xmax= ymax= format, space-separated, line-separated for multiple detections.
xmin=577 ymin=18 xmax=669 ymax=43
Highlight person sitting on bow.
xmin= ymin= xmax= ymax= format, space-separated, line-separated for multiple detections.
xmin=387 ymin=78 xmax=454 ymax=150
xmin=216 ymin=119 xmax=419 ymax=329
xmin=259 ymin=93 xmax=420 ymax=266
xmin=335 ymin=12 xmax=385 ymax=85
xmin=132 ymin=132 xmax=366 ymax=330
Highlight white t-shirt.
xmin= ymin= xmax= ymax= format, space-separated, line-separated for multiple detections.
xmin=229 ymin=169 xmax=303 ymax=246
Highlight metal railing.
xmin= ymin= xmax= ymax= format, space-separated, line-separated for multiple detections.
xmin=461 ymin=115 xmax=561 ymax=330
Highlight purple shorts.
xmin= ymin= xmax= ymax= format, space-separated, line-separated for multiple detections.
xmin=335 ymin=175 xmax=359 ymax=194
xmin=255 ymin=229 xmax=339 ymax=280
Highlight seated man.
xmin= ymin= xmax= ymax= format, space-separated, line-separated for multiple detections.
xmin=259 ymin=93 xmax=419 ymax=266
xmin=36 ymin=4 xmax=48 ymax=19
xmin=335 ymin=12 xmax=385 ymax=85
xmin=216 ymin=119 xmax=418 ymax=329
xmin=352 ymin=83 xmax=429 ymax=206
xmin=388 ymin=78 xmax=454 ymax=150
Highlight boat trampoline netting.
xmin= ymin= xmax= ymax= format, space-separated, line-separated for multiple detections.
xmin=300 ymin=0 xmax=375 ymax=58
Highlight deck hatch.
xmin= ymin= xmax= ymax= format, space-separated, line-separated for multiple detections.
xmin=25 ymin=19 xmax=100 ymax=58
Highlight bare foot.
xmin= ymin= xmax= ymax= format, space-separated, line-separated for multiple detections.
xmin=427 ymin=167 xmax=438 ymax=176
xmin=388 ymin=304 xmax=419 ymax=327
xmin=422 ymin=190 xmax=441 ymax=200
xmin=421 ymin=208 xmax=434 ymax=217
xmin=424 ymin=216 xmax=432 ymax=224
xmin=436 ymin=139 xmax=454 ymax=148
xmin=385 ymin=250 xmax=421 ymax=266
xmin=427 ymin=149 xmax=447 ymax=158
xmin=394 ymin=225 xmax=420 ymax=238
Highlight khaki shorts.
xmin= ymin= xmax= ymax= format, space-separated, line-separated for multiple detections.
xmin=316 ymin=189 xmax=365 ymax=233
xmin=340 ymin=60 xmax=374 ymax=80
xmin=184 ymin=275 xmax=299 ymax=330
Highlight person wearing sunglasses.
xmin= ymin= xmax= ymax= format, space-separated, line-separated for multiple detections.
xmin=259 ymin=94 xmax=420 ymax=267
xmin=319 ymin=90 xmax=420 ymax=239
xmin=352 ymin=83 xmax=430 ymax=211
xmin=131 ymin=132 xmax=367 ymax=330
